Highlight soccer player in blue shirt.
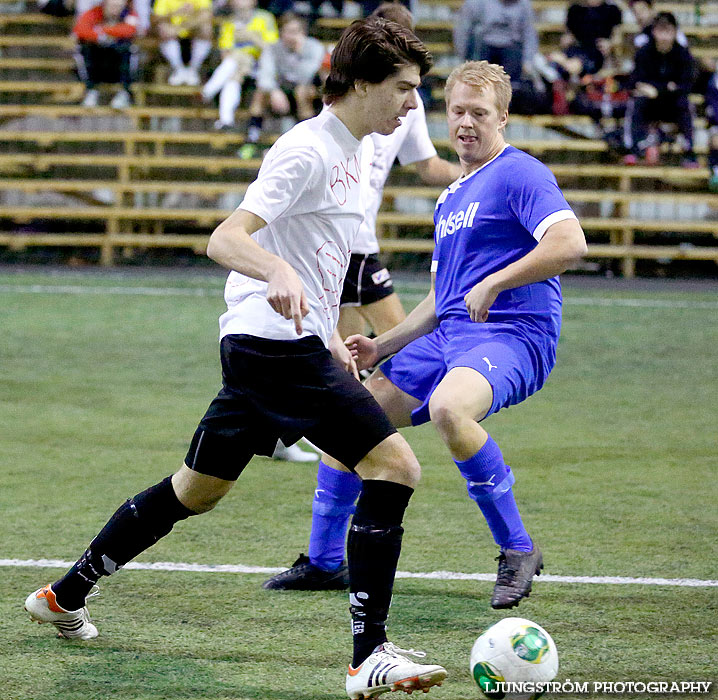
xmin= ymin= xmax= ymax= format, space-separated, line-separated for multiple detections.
xmin=266 ymin=60 xmax=587 ymax=609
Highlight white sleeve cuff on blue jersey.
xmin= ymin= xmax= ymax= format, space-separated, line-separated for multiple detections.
xmin=430 ymin=259 xmax=438 ymax=273
xmin=532 ymin=210 xmax=578 ymax=242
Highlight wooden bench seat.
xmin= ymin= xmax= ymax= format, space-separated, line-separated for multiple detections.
xmin=3 ymin=177 xmax=716 ymax=207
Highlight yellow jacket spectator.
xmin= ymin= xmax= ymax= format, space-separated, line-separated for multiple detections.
xmin=217 ymin=5 xmax=278 ymax=60
xmin=201 ymin=0 xmax=278 ymax=129
xmin=154 ymin=0 xmax=213 ymax=85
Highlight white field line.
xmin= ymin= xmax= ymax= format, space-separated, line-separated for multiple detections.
xmin=1 ymin=283 xmax=717 ymax=309
xmin=2 ymin=558 xmax=717 ymax=587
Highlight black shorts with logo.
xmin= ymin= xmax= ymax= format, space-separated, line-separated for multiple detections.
xmin=340 ymin=253 xmax=395 ymax=307
xmin=185 ymin=334 xmax=397 ymax=480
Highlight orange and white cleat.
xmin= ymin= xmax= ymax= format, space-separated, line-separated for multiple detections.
xmin=346 ymin=642 xmax=446 ymax=699
xmin=24 ymin=584 xmax=99 ymax=640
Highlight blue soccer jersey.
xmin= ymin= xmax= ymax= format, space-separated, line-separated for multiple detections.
xmin=431 ymin=145 xmax=576 ymax=338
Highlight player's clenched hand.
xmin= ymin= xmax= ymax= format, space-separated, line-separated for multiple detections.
xmin=266 ymin=260 xmax=310 ymax=334
xmin=344 ymin=334 xmax=378 ymax=371
xmin=330 ymin=334 xmax=359 ymax=379
xmin=464 ymin=279 xmax=499 ymax=323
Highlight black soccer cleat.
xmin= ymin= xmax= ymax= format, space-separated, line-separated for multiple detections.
xmin=490 ymin=543 xmax=543 ymax=609
xmin=262 ymin=553 xmax=349 ymax=591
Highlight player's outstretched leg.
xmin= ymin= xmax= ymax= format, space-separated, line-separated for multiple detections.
xmin=428 ymin=368 xmax=542 ymax=609
xmin=25 ymin=474 xmax=197 ymax=638
xmin=454 ymin=435 xmax=542 ymax=608
xmin=263 ymin=460 xmax=360 ymax=590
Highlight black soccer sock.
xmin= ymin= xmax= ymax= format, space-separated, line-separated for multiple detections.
xmin=348 ymin=479 xmax=413 ymax=667
xmin=52 ymin=476 xmax=195 ymax=611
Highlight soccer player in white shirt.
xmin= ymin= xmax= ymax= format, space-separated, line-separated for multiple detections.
xmin=24 ymin=18 xmax=448 ymax=700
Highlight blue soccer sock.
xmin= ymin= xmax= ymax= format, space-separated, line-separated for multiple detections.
xmin=308 ymin=461 xmax=362 ymax=572
xmin=455 ymin=436 xmax=533 ymax=552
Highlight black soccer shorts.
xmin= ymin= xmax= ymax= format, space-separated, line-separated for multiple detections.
xmin=185 ymin=334 xmax=397 ymax=480
xmin=340 ymin=253 xmax=395 ymax=307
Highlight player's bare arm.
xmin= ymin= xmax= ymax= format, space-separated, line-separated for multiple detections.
xmin=413 ymin=155 xmax=463 ymax=186
xmin=207 ymin=207 xmax=310 ymax=334
xmin=464 ymin=218 xmax=587 ymax=323
xmin=346 ymin=274 xmax=439 ymax=369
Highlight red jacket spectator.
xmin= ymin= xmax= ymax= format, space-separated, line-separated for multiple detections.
xmin=73 ymin=0 xmax=138 ymax=108
xmin=74 ymin=3 xmax=138 ymax=43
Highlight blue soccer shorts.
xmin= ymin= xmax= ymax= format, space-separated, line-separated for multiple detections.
xmin=380 ymin=318 xmax=557 ymax=425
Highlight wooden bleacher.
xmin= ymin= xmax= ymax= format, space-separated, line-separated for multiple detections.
xmin=0 ymin=2 xmax=717 ymax=275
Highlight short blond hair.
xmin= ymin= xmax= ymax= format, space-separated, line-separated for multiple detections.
xmin=445 ymin=60 xmax=512 ymax=115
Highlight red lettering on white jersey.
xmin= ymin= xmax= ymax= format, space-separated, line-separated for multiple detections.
xmin=329 ymin=154 xmax=360 ymax=206
xmin=315 ymin=241 xmax=349 ymax=319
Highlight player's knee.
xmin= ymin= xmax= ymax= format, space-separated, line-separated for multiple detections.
xmin=428 ymin=393 xmax=464 ymax=437
xmin=358 ymin=435 xmax=421 ymax=488
xmin=184 ymin=491 xmax=224 ymax=514
xmin=174 ymin=488 xmax=223 ymax=514
xmin=171 ymin=467 xmax=232 ymax=514
xmin=383 ymin=453 xmax=421 ymax=489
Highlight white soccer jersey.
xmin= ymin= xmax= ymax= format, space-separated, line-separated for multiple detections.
xmin=219 ymin=110 xmax=364 ymax=346
xmin=354 ymin=93 xmax=437 ymax=254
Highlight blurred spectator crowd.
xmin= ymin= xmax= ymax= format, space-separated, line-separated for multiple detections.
xmin=454 ymin=0 xmax=717 ymax=184
xmin=27 ymin=0 xmax=718 ymax=186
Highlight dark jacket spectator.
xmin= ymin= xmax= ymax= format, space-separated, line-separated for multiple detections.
xmin=563 ymin=0 xmax=622 ymax=75
xmin=624 ymin=12 xmax=697 ymax=166
xmin=73 ymin=0 xmax=138 ymax=107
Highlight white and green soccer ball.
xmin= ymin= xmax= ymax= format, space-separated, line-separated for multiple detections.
xmin=470 ymin=617 xmax=559 ymax=700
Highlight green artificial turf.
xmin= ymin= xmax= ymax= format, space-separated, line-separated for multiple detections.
xmin=1 ymin=270 xmax=716 ymax=700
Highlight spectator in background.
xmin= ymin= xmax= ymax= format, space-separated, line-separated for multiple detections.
xmin=154 ymin=0 xmax=213 ymax=85
xmin=453 ymin=0 xmax=548 ymax=114
xmin=559 ymin=0 xmax=622 ymax=76
xmin=623 ymin=12 xmax=697 ymax=167
xmin=201 ymin=0 xmax=278 ymax=130
xmin=548 ymin=0 xmax=621 ymax=114
xmin=237 ymin=11 xmax=324 ymax=158
xmin=41 ymin=0 xmax=151 ymax=35
xmin=361 ymin=0 xmax=412 ymax=17
xmin=73 ymin=0 xmax=138 ymax=107
xmin=705 ymin=68 xmax=718 ymax=191
xmin=569 ymin=40 xmax=630 ymax=150
xmin=570 ymin=41 xmax=628 ymax=119
xmin=453 ymin=0 xmax=538 ymax=83
xmin=306 ymin=0 xmax=344 ymax=27
xmin=38 ymin=0 xmax=75 ymax=18
xmin=628 ymin=0 xmax=687 ymax=49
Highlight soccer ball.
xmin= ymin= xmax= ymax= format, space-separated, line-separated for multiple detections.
xmin=470 ymin=617 xmax=558 ymax=700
